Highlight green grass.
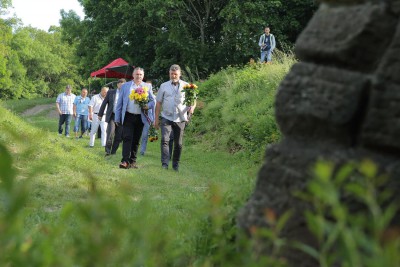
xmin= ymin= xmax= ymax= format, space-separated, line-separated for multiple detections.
xmin=0 ymin=102 xmax=261 ymax=266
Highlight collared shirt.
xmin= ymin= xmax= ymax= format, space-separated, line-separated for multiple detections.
xmin=113 ymin=89 xmax=120 ymax=113
xmin=89 ymin=93 xmax=106 ymax=114
xmin=126 ymin=82 xmax=144 ymax=114
xmin=73 ymin=96 xmax=90 ymax=116
xmin=156 ymin=80 xmax=189 ymax=122
xmin=56 ymin=92 xmax=76 ymax=114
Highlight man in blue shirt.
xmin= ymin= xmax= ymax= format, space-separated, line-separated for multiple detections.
xmin=73 ymin=88 xmax=90 ymax=139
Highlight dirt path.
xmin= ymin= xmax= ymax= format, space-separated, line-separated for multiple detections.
xmin=21 ymin=104 xmax=59 ymax=118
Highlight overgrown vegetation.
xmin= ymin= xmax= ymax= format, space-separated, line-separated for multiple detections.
xmin=187 ymin=52 xmax=295 ymax=162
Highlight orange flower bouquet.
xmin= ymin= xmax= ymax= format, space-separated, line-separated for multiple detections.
xmin=181 ymin=83 xmax=199 ymax=107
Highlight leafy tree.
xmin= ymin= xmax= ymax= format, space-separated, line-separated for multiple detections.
xmin=0 ymin=19 xmax=13 ymax=99
xmin=72 ymin=0 xmax=316 ymax=80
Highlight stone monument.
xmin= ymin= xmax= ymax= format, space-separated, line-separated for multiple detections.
xmin=237 ymin=0 xmax=400 ymax=266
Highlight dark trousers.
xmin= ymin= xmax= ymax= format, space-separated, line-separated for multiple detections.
xmin=58 ymin=114 xmax=72 ymax=136
xmin=105 ymin=113 xmax=123 ymax=154
xmin=121 ymin=112 xmax=144 ymax=164
xmin=160 ymin=117 xmax=186 ymax=167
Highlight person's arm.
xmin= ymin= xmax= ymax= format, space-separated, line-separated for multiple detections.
xmin=271 ymin=34 xmax=276 ymax=51
xmin=259 ymin=34 xmax=265 ymax=49
xmin=56 ymin=102 xmax=62 ymax=115
xmin=147 ymin=84 xmax=155 ymax=110
xmin=88 ymin=106 xmax=93 ymax=121
xmin=56 ymin=95 xmax=62 ymax=115
xmin=73 ymin=103 xmax=77 ymax=118
xmin=189 ymin=101 xmax=196 ymax=114
xmin=98 ymin=91 xmax=110 ymax=120
xmin=88 ymin=97 xmax=95 ymax=121
xmin=154 ymin=101 xmax=162 ymax=129
xmin=115 ymin=86 xmax=124 ymax=124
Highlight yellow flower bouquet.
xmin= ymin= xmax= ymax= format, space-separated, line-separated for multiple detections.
xmin=129 ymin=86 xmax=151 ymax=124
xmin=129 ymin=86 xmax=149 ymax=108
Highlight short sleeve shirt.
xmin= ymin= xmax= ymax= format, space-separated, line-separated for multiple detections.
xmin=56 ymin=92 xmax=76 ymax=114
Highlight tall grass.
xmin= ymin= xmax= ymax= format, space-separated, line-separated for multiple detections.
xmin=187 ymin=53 xmax=296 ymax=163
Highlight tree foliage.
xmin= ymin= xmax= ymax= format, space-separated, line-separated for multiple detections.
xmin=74 ymin=0 xmax=317 ymax=81
xmin=0 ymin=0 xmax=316 ymax=99
xmin=0 ymin=19 xmax=81 ymax=99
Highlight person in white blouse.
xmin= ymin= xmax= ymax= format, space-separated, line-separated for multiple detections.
xmin=88 ymin=86 xmax=109 ymax=147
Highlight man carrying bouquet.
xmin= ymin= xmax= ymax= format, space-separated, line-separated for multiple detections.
xmin=115 ymin=67 xmax=155 ymax=169
xmin=155 ymin=64 xmax=196 ymax=171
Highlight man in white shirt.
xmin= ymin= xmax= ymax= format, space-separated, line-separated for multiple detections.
xmin=88 ymin=86 xmax=109 ymax=147
xmin=155 ymin=64 xmax=195 ymax=171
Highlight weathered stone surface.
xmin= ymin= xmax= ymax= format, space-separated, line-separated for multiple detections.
xmin=275 ymin=62 xmax=369 ymax=145
xmin=361 ymin=82 xmax=400 ymax=151
xmin=377 ymin=20 xmax=400 ymax=84
xmin=238 ymin=1 xmax=400 ymax=266
xmin=295 ymin=3 xmax=397 ymax=72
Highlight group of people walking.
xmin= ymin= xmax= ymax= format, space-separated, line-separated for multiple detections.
xmin=56 ymin=64 xmax=195 ymax=171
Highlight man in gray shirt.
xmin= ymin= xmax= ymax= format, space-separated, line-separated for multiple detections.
xmin=155 ymin=64 xmax=195 ymax=171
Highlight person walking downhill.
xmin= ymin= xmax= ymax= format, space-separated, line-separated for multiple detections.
xmin=258 ymin=26 xmax=276 ymax=63
xmin=73 ymin=88 xmax=90 ymax=139
xmin=154 ymin=64 xmax=195 ymax=171
xmin=98 ymin=78 xmax=126 ymax=156
xmin=88 ymin=86 xmax=109 ymax=147
xmin=56 ymin=85 xmax=76 ymax=137
xmin=115 ymin=67 xmax=155 ymax=169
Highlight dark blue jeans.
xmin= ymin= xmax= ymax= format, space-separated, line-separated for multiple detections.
xmin=58 ymin=114 xmax=72 ymax=136
xmin=74 ymin=114 xmax=88 ymax=136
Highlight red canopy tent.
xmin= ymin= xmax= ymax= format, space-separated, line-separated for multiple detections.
xmin=90 ymin=58 xmax=134 ymax=79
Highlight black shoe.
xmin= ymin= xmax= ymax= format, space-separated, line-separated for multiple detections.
xmin=172 ymin=163 xmax=179 ymax=171
xmin=162 ymin=164 xmax=168 ymax=170
xmin=105 ymin=153 xmax=111 ymax=157
xmin=119 ymin=162 xmax=130 ymax=169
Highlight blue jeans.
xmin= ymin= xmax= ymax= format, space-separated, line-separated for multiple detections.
xmin=140 ymin=122 xmax=151 ymax=154
xmin=58 ymin=114 xmax=73 ymax=136
xmin=74 ymin=114 xmax=88 ymax=135
xmin=260 ymin=49 xmax=272 ymax=63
